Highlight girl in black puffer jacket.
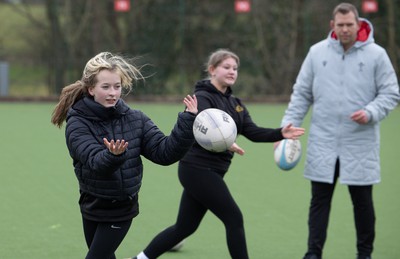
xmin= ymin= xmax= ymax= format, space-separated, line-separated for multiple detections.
xmin=51 ymin=52 xmax=197 ymax=259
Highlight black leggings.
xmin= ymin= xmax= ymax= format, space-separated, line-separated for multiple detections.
xmin=143 ymin=162 xmax=248 ymax=259
xmin=82 ymin=217 xmax=132 ymax=259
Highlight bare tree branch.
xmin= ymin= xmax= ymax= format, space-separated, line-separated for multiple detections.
xmin=8 ymin=2 xmax=47 ymax=31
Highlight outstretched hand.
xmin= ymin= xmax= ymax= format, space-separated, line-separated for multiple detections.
xmin=183 ymin=94 xmax=198 ymax=115
xmin=229 ymin=142 xmax=245 ymax=156
xmin=103 ymin=138 xmax=128 ymax=155
xmin=281 ymin=123 xmax=305 ymax=139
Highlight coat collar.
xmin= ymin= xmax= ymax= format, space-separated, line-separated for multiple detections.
xmin=68 ymin=97 xmax=129 ymax=121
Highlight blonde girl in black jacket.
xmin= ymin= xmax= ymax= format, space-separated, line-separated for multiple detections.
xmin=51 ymin=52 xmax=197 ymax=259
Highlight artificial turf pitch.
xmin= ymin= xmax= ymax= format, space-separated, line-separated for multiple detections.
xmin=0 ymin=102 xmax=399 ymax=258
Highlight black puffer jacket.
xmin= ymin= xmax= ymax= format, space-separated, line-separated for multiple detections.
xmin=66 ymin=97 xmax=195 ymax=201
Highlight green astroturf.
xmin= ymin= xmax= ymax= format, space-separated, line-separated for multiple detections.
xmin=0 ymin=102 xmax=399 ymax=259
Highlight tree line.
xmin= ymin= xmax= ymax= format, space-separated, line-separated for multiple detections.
xmin=5 ymin=0 xmax=400 ymax=98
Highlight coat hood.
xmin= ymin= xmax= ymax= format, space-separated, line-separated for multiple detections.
xmin=67 ymin=97 xmax=130 ymax=122
xmin=328 ymin=18 xmax=374 ymax=50
xmin=194 ymin=79 xmax=233 ymax=97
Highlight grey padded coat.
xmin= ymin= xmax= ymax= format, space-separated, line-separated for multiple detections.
xmin=282 ymin=18 xmax=400 ymax=185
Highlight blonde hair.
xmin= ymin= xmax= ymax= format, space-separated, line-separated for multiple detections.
xmin=51 ymin=52 xmax=143 ymax=128
xmin=205 ymin=49 xmax=240 ymax=77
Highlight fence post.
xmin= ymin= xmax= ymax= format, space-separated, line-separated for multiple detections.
xmin=0 ymin=61 xmax=9 ymax=96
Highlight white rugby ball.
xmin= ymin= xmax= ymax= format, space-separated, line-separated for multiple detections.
xmin=274 ymin=139 xmax=302 ymax=170
xmin=193 ymin=108 xmax=237 ymax=152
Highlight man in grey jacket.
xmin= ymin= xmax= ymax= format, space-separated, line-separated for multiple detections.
xmin=280 ymin=3 xmax=400 ymax=259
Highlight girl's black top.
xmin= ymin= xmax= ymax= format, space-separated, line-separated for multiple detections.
xmin=180 ymin=80 xmax=284 ymax=172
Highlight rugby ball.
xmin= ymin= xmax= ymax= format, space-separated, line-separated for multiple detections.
xmin=193 ymin=108 xmax=237 ymax=152
xmin=274 ymin=139 xmax=302 ymax=170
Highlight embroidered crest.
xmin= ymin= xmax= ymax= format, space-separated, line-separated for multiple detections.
xmin=358 ymin=62 xmax=365 ymax=72
xmin=236 ymin=105 xmax=244 ymax=112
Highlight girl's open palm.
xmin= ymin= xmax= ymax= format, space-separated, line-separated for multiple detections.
xmin=183 ymin=95 xmax=198 ymax=114
xmin=103 ymin=138 xmax=128 ymax=155
xmin=281 ymin=123 xmax=305 ymax=139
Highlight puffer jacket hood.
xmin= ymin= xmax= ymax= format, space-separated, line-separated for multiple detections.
xmin=67 ymin=97 xmax=129 ymax=122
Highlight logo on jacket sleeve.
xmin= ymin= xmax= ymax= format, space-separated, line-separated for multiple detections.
xmin=235 ymin=105 xmax=244 ymax=112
